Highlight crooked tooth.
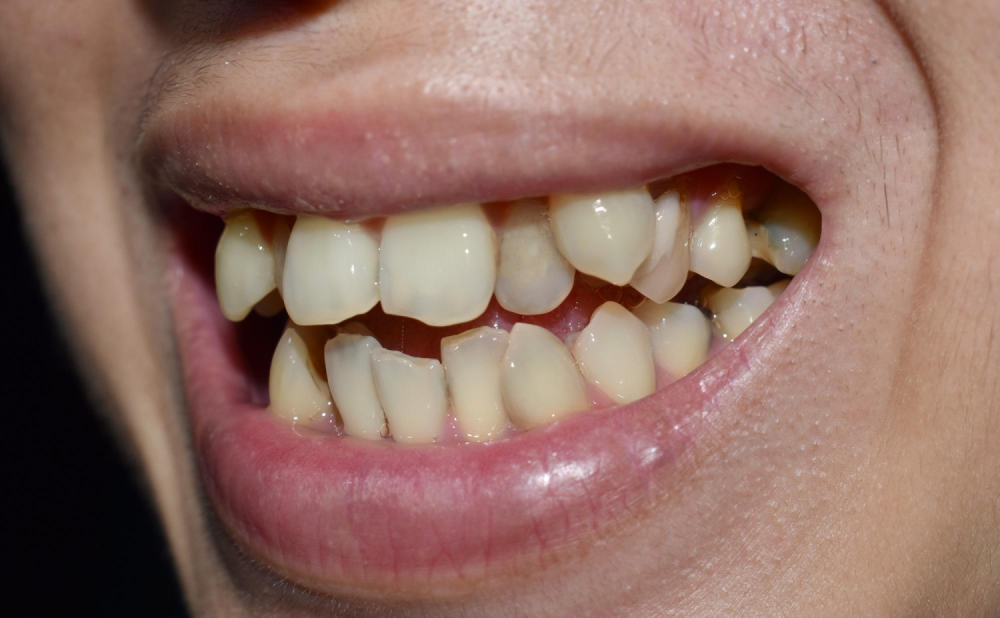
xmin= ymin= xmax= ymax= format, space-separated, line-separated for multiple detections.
xmin=501 ymin=323 xmax=589 ymax=429
xmin=549 ymin=188 xmax=655 ymax=285
xmin=750 ymin=185 xmax=821 ymax=275
xmin=494 ymin=201 xmax=575 ymax=315
xmin=215 ymin=211 xmax=277 ymax=321
xmin=325 ymin=332 xmax=387 ymax=441
xmin=282 ymin=217 xmax=379 ymax=326
xmin=633 ymin=302 xmax=712 ymax=378
xmin=254 ymin=290 xmax=285 ymax=317
xmin=571 ymin=302 xmax=655 ymax=404
xmin=272 ymin=216 xmax=291 ymax=294
xmin=269 ymin=323 xmax=334 ymax=423
xmin=371 ymin=350 xmax=448 ymax=444
xmin=441 ymin=327 xmax=510 ymax=441
xmin=705 ymin=286 xmax=778 ymax=340
xmin=689 ymin=193 xmax=752 ymax=287
xmin=630 ymin=190 xmax=691 ymax=303
xmin=380 ymin=203 xmax=497 ymax=326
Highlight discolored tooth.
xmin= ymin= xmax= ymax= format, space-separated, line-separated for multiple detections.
xmin=269 ymin=323 xmax=334 ymax=424
xmin=380 ymin=204 xmax=497 ymax=326
xmin=501 ymin=323 xmax=589 ymax=429
xmin=494 ymin=201 xmax=575 ymax=315
xmin=325 ymin=333 xmax=387 ymax=441
xmin=633 ymin=302 xmax=712 ymax=378
xmin=750 ymin=185 xmax=821 ymax=275
xmin=571 ymin=302 xmax=655 ymax=404
xmin=549 ymin=188 xmax=655 ymax=285
xmin=371 ymin=350 xmax=448 ymax=444
xmin=630 ymin=190 xmax=691 ymax=302
xmin=441 ymin=327 xmax=510 ymax=442
xmin=705 ymin=286 xmax=778 ymax=340
xmin=253 ymin=290 xmax=285 ymax=317
xmin=215 ymin=211 xmax=277 ymax=321
xmin=689 ymin=193 xmax=752 ymax=287
xmin=283 ymin=217 xmax=379 ymax=326
xmin=768 ymin=279 xmax=791 ymax=296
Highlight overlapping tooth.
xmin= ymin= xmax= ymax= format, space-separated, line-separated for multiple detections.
xmin=630 ymin=190 xmax=691 ymax=302
xmin=633 ymin=302 xmax=712 ymax=378
xmin=501 ymin=323 xmax=589 ymax=429
xmin=705 ymin=286 xmax=778 ymax=340
xmin=371 ymin=350 xmax=448 ymax=444
xmin=571 ymin=302 xmax=655 ymax=404
xmin=215 ymin=211 xmax=277 ymax=321
xmin=254 ymin=290 xmax=285 ymax=318
xmin=269 ymin=323 xmax=334 ymax=423
xmin=689 ymin=192 xmax=752 ymax=287
xmin=749 ymin=185 xmax=821 ymax=275
xmin=441 ymin=327 xmax=510 ymax=441
xmin=325 ymin=332 xmax=387 ymax=441
xmin=271 ymin=216 xmax=291 ymax=294
xmin=494 ymin=201 xmax=575 ymax=315
xmin=549 ymin=188 xmax=655 ymax=285
xmin=380 ymin=203 xmax=497 ymax=326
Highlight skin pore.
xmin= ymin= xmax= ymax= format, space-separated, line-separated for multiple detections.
xmin=1 ymin=1 xmax=998 ymax=616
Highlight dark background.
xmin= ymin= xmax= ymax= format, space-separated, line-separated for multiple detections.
xmin=2 ymin=165 xmax=188 ymax=616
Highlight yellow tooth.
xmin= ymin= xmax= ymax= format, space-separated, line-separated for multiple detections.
xmin=325 ymin=333 xmax=387 ymax=441
xmin=441 ymin=327 xmax=510 ymax=442
xmin=282 ymin=217 xmax=380 ymax=326
xmin=215 ymin=211 xmax=277 ymax=321
xmin=500 ymin=323 xmax=589 ymax=429
xmin=269 ymin=323 xmax=334 ymax=424
xmin=495 ymin=200 xmax=575 ymax=315
xmin=705 ymin=286 xmax=778 ymax=340
xmin=750 ymin=185 xmax=821 ymax=275
xmin=271 ymin=216 xmax=291 ymax=294
xmin=370 ymin=350 xmax=448 ymax=444
xmin=549 ymin=187 xmax=655 ymax=285
xmin=630 ymin=190 xmax=691 ymax=303
xmin=571 ymin=302 xmax=655 ymax=404
xmin=768 ymin=279 xmax=791 ymax=296
xmin=689 ymin=194 xmax=752 ymax=287
xmin=633 ymin=302 xmax=712 ymax=378
xmin=379 ymin=203 xmax=497 ymax=326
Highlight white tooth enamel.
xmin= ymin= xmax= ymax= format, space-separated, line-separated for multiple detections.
xmin=441 ymin=327 xmax=510 ymax=441
xmin=324 ymin=333 xmax=387 ymax=441
xmin=379 ymin=203 xmax=497 ymax=326
xmin=633 ymin=302 xmax=712 ymax=378
xmin=272 ymin=216 xmax=291 ymax=295
xmin=215 ymin=211 xmax=277 ymax=321
xmin=269 ymin=324 xmax=334 ymax=423
xmin=705 ymin=286 xmax=777 ymax=340
xmin=549 ymin=188 xmax=655 ymax=285
xmin=571 ymin=302 xmax=655 ymax=404
xmin=282 ymin=217 xmax=379 ymax=326
xmin=253 ymin=290 xmax=285 ymax=317
xmin=370 ymin=350 xmax=448 ymax=444
xmin=500 ymin=323 xmax=589 ymax=429
xmin=753 ymin=185 xmax=821 ymax=275
xmin=689 ymin=195 xmax=752 ymax=287
xmin=494 ymin=201 xmax=575 ymax=315
xmin=630 ymin=190 xmax=691 ymax=303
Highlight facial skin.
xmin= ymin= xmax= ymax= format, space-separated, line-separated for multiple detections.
xmin=1 ymin=0 xmax=998 ymax=615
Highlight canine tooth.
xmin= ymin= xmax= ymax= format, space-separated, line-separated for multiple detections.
xmin=630 ymin=190 xmax=691 ymax=302
xmin=380 ymin=203 xmax=497 ymax=326
xmin=254 ymin=290 xmax=285 ymax=317
xmin=495 ymin=201 xmax=575 ymax=315
xmin=689 ymin=194 xmax=752 ymax=287
xmin=549 ymin=188 xmax=655 ymax=285
xmin=371 ymin=350 xmax=448 ymax=444
xmin=441 ymin=327 xmax=510 ymax=441
xmin=269 ymin=324 xmax=334 ymax=423
xmin=571 ymin=302 xmax=655 ymax=404
xmin=705 ymin=286 xmax=777 ymax=340
xmin=752 ymin=186 xmax=821 ymax=275
xmin=501 ymin=323 xmax=589 ymax=429
xmin=633 ymin=302 xmax=712 ymax=378
xmin=282 ymin=217 xmax=379 ymax=326
xmin=325 ymin=333 xmax=387 ymax=441
xmin=215 ymin=212 xmax=277 ymax=321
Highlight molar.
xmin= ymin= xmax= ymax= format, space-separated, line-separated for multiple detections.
xmin=269 ymin=323 xmax=334 ymax=424
xmin=689 ymin=192 xmax=752 ymax=287
xmin=633 ymin=302 xmax=712 ymax=378
xmin=747 ymin=185 xmax=821 ymax=275
xmin=325 ymin=332 xmax=388 ymax=441
xmin=571 ymin=302 xmax=656 ymax=404
xmin=215 ymin=211 xmax=277 ymax=321
xmin=370 ymin=349 xmax=448 ymax=444
xmin=630 ymin=190 xmax=691 ymax=303
xmin=441 ymin=327 xmax=510 ymax=442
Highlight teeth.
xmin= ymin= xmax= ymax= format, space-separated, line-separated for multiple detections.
xmin=271 ymin=216 xmax=291 ymax=295
xmin=571 ymin=302 xmax=655 ymax=404
xmin=768 ymin=279 xmax=791 ymax=296
xmin=370 ymin=350 xmax=448 ymax=444
xmin=750 ymin=186 xmax=821 ymax=275
xmin=440 ymin=327 xmax=510 ymax=441
xmin=705 ymin=286 xmax=778 ymax=340
xmin=689 ymin=193 xmax=752 ymax=287
xmin=269 ymin=323 xmax=334 ymax=423
xmin=282 ymin=217 xmax=379 ymax=326
xmin=630 ymin=190 xmax=691 ymax=302
xmin=380 ymin=203 xmax=497 ymax=326
xmin=500 ymin=323 xmax=589 ymax=429
xmin=549 ymin=188 xmax=655 ymax=285
xmin=215 ymin=212 xmax=277 ymax=321
xmin=633 ymin=302 xmax=712 ymax=378
xmin=324 ymin=332 xmax=387 ymax=441
xmin=494 ymin=200 xmax=575 ymax=315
